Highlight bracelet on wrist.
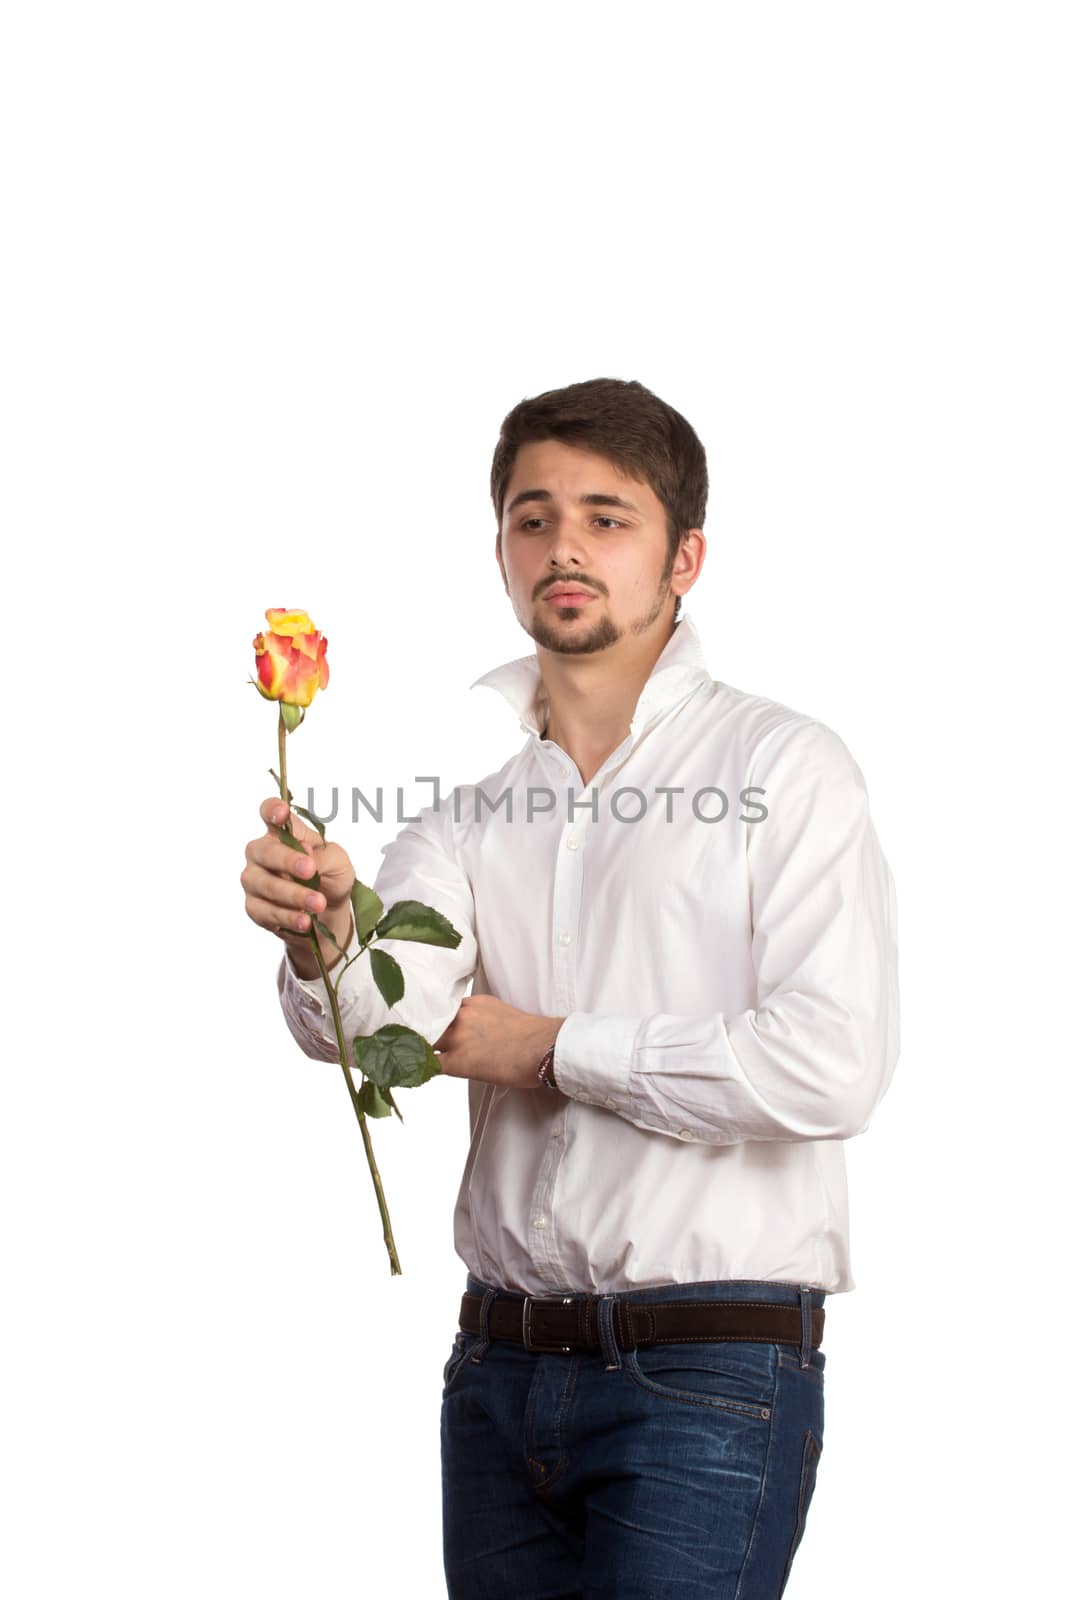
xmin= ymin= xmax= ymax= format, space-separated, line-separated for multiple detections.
xmin=536 ymin=1045 xmax=557 ymax=1089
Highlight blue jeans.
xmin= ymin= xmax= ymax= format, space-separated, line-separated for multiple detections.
xmin=440 ymin=1272 xmax=826 ymax=1598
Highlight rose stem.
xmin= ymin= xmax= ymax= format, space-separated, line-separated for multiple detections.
xmin=278 ymin=713 xmax=402 ymax=1276
xmin=309 ymin=929 xmax=403 ymax=1276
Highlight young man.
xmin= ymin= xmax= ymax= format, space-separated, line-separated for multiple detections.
xmin=242 ymin=377 xmax=900 ymax=1597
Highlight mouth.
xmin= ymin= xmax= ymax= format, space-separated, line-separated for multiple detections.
xmin=543 ymin=589 xmax=598 ymax=608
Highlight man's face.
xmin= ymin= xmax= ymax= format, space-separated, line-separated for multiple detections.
xmin=496 ymin=438 xmax=679 ymax=657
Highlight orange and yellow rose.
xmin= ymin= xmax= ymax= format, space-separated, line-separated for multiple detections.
xmin=253 ymin=608 xmax=330 ymax=708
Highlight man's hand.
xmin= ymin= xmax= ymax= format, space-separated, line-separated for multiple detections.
xmin=433 ymin=995 xmax=565 ymax=1089
xmin=241 ymin=798 xmax=356 ymax=980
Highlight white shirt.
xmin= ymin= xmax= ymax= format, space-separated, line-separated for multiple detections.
xmin=278 ymin=615 xmax=900 ymax=1296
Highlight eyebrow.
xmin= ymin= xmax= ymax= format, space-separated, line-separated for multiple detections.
xmin=504 ymin=488 xmax=642 ymax=517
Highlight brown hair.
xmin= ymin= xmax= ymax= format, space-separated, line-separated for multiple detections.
xmin=490 ymin=377 xmax=708 ymax=623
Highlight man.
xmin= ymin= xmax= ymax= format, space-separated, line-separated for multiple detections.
xmin=242 ymin=377 xmax=900 ymax=1597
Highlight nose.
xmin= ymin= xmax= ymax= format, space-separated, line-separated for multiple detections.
xmin=545 ymin=511 xmax=592 ymax=570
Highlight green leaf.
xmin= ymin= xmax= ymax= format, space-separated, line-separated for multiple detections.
xmin=280 ymin=701 xmax=305 ymax=733
xmin=357 ymin=1081 xmax=393 ymax=1119
xmin=383 ymin=1087 xmax=404 ymax=1124
xmin=351 ymin=1025 xmax=441 ymax=1090
xmin=370 ymin=947 xmax=404 ymax=1007
xmin=351 ymin=880 xmax=384 ymax=945
xmin=272 ymin=825 xmax=305 ymax=854
xmin=292 ymin=804 xmax=326 ymax=839
xmin=374 ymin=899 xmax=462 ymax=948
xmin=311 ymin=916 xmax=345 ymax=955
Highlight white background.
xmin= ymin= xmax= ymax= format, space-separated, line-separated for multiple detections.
xmin=3 ymin=2 xmax=1063 ymax=1594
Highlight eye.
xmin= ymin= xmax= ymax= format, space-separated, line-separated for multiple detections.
xmin=517 ymin=515 xmax=623 ymax=531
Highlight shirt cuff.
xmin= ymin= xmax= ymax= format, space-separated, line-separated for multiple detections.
xmin=283 ymin=948 xmax=334 ymax=1011
xmin=551 ymin=1013 xmax=640 ymax=1110
xmin=282 ymin=907 xmax=357 ymax=1006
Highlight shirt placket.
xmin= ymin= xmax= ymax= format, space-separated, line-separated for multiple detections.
xmin=525 ymin=743 xmax=626 ymax=1288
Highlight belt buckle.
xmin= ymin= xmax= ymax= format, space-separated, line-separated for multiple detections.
xmin=521 ymin=1294 xmax=574 ymax=1353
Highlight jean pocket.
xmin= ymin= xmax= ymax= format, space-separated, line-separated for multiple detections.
xmin=624 ymin=1339 xmax=775 ymax=1418
xmin=441 ymin=1332 xmax=475 ymax=1394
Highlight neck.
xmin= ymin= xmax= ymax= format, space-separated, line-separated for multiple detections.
xmin=539 ymin=618 xmax=678 ymax=776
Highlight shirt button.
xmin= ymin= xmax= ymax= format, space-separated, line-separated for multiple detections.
xmin=559 ymin=932 xmax=572 ymax=946
xmin=604 ymin=1098 xmax=617 ymax=1111
xmin=552 ymin=1124 xmax=563 ymax=1137
xmin=678 ymin=1128 xmax=694 ymax=1140
xmin=533 ymin=1216 xmax=547 ymax=1229
xmin=566 ymin=836 xmax=580 ymax=850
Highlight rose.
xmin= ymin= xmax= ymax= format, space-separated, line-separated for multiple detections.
xmin=253 ymin=608 xmax=330 ymax=709
xmin=249 ymin=606 xmax=461 ymax=1276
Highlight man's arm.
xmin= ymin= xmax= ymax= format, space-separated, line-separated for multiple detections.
xmin=279 ymin=798 xmax=478 ymax=1063
xmin=551 ymin=719 xmax=900 ymax=1143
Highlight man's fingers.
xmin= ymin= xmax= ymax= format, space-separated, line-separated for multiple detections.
xmin=244 ymin=893 xmax=314 ymax=938
xmin=259 ymin=796 xmax=291 ymax=827
xmin=258 ymin=795 xmax=318 ymax=849
xmin=241 ymin=861 xmax=326 ymax=916
xmin=246 ymin=832 xmax=318 ymax=877
xmin=246 ymin=802 xmax=354 ymax=930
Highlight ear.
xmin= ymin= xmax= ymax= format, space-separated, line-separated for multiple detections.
xmin=672 ymin=527 xmax=707 ymax=598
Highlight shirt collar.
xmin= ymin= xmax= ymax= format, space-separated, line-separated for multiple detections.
xmin=469 ymin=613 xmax=713 ymax=740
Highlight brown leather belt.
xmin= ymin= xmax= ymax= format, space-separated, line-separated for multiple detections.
xmin=459 ymin=1290 xmax=824 ymax=1354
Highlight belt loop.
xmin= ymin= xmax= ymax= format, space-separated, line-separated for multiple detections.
xmin=595 ymin=1293 xmax=622 ymax=1371
xmin=799 ymin=1286 xmax=812 ymax=1369
xmin=469 ymin=1287 xmax=499 ymax=1364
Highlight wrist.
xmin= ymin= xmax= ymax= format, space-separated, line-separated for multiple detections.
xmin=287 ymin=905 xmax=354 ymax=981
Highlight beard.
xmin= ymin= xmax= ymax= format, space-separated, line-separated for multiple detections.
xmin=526 ymin=605 xmax=621 ymax=655
xmin=522 ymin=568 xmax=675 ymax=657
